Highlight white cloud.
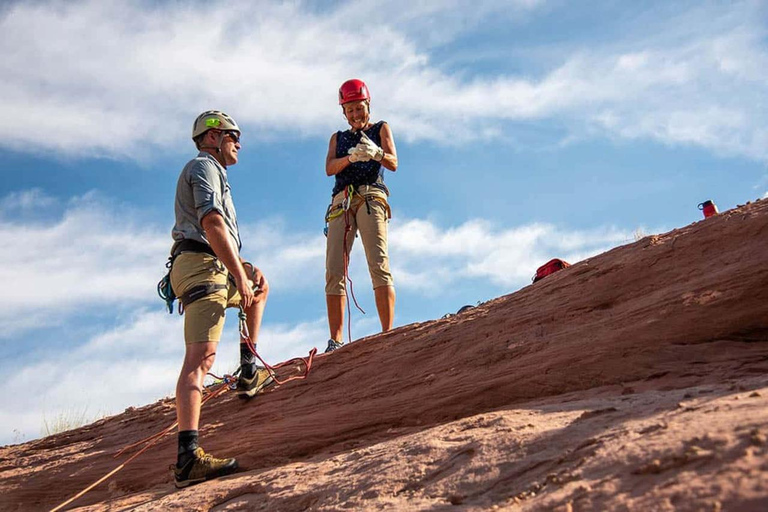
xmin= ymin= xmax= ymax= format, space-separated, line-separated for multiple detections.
xmin=0 ymin=1 xmax=766 ymax=159
xmin=240 ymin=221 xmax=326 ymax=295
xmin=0 ymin=309 xmax=181 ymax=445
xmin=244 ymin=215 xmax=632 ymax=295
xmin=389 ymin=219 xmax=630 ymax=291
xmin=0 ymin=190 xmax=330 ymax=338
xmin=0 ymin=191 xmax=168 ymax=336
xmin=0 ymin=188 xmax=57 ymax=212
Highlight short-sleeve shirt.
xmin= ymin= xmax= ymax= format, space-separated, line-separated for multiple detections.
xmin=332 ymin=121 xmax=386 ymax=196
xmin=171 ymin=152 xmax=242 ymax=253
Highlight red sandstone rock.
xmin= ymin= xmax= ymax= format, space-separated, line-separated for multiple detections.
xmin=2 ymin=200 xmax=768 ymax=511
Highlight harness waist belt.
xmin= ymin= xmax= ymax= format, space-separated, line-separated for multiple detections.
xmin=173 ymin=239 xmax=216 ymax=257
xmin=179 ymin=283 xmax=227 ymax=307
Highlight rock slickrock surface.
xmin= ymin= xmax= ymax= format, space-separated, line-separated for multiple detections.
xmin=2 ymin=200 xmax=768 ymax=511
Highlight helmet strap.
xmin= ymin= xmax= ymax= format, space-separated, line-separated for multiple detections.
xmin=198 ymin=131 xmax=228 ymax=167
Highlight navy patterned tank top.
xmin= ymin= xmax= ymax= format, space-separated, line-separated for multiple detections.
xmin=332 ymin=121 xmax=387 ymax=196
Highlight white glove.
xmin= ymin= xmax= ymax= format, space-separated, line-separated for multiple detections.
xmin=356 ymin=132 xmax=385 ymax=162
xmin=348 ymin=146 xmax=371 ymax=163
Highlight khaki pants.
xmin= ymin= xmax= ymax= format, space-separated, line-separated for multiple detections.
xmin=325 ymin=185 xmax=394 ymax=295
xmin=170 ymin=252 xmax=241 ymax=344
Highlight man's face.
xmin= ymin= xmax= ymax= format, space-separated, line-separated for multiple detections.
xmin=342 ymin=100 xmax=369 ymax=131
xmin=213 ymin=130 xmax=240 ymax=166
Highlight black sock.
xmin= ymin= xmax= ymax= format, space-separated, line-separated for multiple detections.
xmin=177 ymin=430 xmax=199 ymax=467
xmin=240 ymin=343 xmax=255 ymax=366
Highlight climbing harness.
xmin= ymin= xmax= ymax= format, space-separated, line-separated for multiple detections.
xmin=158 ymin=244 xmax=317 ymax=384
xmin=323 ymin=184 xmax=391 ymax=234
xmin=158 ymin=239 xmax=222 ymax=314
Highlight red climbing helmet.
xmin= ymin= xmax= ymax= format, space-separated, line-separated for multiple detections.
xmin=338 ymin=79 xmax=370 ymax=105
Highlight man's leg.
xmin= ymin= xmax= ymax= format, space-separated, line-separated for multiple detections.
xmin=170 ymin=253 xmax=238 ymax=487
xmin=173 ymin=340 xmax=237 ymax=488
xmin=176 ymin=342 xmax=218 ymax=432
xmin=374 ymin=285 xmax=395 ymax=332
xmin=242 ymin=281 xmax=269 ymax=346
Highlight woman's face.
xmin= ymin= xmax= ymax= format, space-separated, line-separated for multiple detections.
xmin=342 ymin=100 xmax=370 ymax=131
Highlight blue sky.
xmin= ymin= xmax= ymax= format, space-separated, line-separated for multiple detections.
xmin=1 ymin=0 xmax=767 ymax=444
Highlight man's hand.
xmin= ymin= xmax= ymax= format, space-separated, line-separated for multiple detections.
xmin=235 ymin=275 xmax=256 ymax=309
xmin=249 ymin=265 xmax=268 ymax=296
xmin=239 ymin=263 xmax=268 ymax=309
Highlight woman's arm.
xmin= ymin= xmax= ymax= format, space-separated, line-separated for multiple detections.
xmin=378 ymin=122 xmax=398 ymax=171
xmin=325 ymin=132 xmax=352 ymax=176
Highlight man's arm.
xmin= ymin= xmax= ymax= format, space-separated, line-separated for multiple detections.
xmin=201 ymin=211 xmax=255 ymax=308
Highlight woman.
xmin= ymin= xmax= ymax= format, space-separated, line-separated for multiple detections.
xmin=324 ymin=78 xmax=398 ymax=352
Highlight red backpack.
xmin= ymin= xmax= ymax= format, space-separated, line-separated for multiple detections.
xmin=532 ymin=258 xmax=571 ymax=283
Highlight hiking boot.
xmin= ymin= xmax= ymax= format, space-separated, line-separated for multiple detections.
xmin=236 ymin=362 xmax=274 ymax=398
xmin=171 ymin=447 xmax=238 ymax=488
xmin=324 ymin=339 xmax=343 ymax=353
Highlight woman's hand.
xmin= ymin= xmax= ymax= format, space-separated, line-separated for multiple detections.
xmin=355 ymin=132 xmax=385 ymax=161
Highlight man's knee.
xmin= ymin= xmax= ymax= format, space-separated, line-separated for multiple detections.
xmin=183 ymin=342 xmax=218 ymax=372
xmin=244 ymin=287 xmax=269 ymax=315
xmin=257 ymin=279 xmax=270 ymax=300
xmin=198 ymin=351 xmax=216 ymax=373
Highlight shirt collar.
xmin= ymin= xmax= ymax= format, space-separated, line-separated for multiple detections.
xmin=198 ymin=151 xmax=227 ymax=175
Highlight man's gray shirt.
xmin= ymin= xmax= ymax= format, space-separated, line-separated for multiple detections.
xmin=172 ymin=152 xmax=242 ymax=253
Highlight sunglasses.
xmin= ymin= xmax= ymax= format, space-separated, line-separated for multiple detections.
xmin=217 ymin=130 xmax=240 ymax=144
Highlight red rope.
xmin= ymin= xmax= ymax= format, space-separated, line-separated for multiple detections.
xmin=236 ymin=262 xmax=317 ymax=383
xmin=238 ymin=309 xmax=316 ymax=385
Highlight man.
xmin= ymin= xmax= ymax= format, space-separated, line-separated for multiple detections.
xmin=168 ymin=110 xmax=272 ymax=487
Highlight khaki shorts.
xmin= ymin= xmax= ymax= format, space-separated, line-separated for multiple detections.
xmin=170 ymin=252 xmax=241 ymax=344
xmin=325 ymin=185 xmax=394 ymax=295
